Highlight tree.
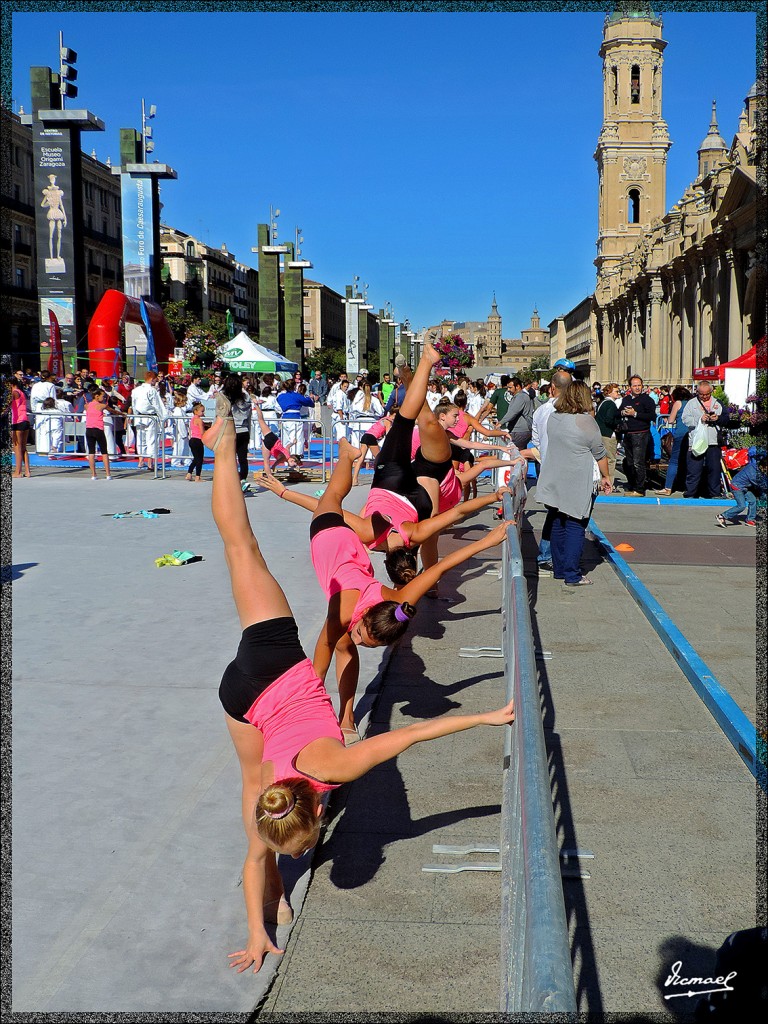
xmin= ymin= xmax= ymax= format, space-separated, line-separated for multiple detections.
xmin=305 ymin=345 xmax=346 ymax=378
xmin=519 ymin=356 xmax=552 ymax=386
xmin=162 ymin=301 xmax=230 ymax=346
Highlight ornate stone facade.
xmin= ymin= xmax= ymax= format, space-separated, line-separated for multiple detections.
xmin=592 ymin=8 xmax=764 ymax=384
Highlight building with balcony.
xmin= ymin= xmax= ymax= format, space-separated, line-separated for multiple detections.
xmin=1 ymin=106 xmax=123 ymax=370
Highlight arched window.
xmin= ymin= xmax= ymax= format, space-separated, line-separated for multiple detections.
xmin=631 ymin=65 xmax=640 ymax=104
xmin=186 ymin=240 xmax=195 ymax=258
xmin=628 ymin=189 xmax=641 ymax=224
xmin=612 ymin=67 xmax=618 ymax=107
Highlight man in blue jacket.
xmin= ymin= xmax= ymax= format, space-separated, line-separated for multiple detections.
xmin=717 ymin=448 xmax=766 ymax=527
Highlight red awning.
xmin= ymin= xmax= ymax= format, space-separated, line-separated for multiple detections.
xmin=693 ymin=339 xmax=764 ymax=381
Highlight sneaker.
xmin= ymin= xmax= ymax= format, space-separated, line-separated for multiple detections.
xmin=715 ymin=514 xmax=727 ymax=529
xmin=105 ymin=476 xmax=113 ymax=481
xmin=537 ymin=562 xmax=554 ymax=576
xmin=241 ymin=481 xmax=251 ymax=492
xmin=744 ymin=520 xmax=756 ymax=527
xmin=90 ymin=475 xmax=97 ymax=480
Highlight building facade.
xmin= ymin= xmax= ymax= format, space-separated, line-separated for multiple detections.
xmin=1 ymin=107 xmax=123 ymax=370
xmin=592 ymin=7 xmax=764 ymax=384
xmin=159 ymin=225 xmax=259 ymax=337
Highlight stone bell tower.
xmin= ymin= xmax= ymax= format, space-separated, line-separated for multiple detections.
xmin=594 ymin=4 xmax=671 ymax=282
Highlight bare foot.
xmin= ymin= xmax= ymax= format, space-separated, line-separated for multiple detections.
xmin=337 ymin=437 xmax=361 ymax=460
xmin=423 ymin=341 xmax=442 ymax=366
xmin=201 ymin=416 xmax=233 ymax=450
xmin=264 ymin=896 xmax=293 ymax=925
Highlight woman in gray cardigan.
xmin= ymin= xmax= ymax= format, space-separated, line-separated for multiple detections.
xmin=536 ymin=381 xmax=613 ymax=586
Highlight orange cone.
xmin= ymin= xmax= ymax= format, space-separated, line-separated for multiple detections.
xmin=615 ymin=542 xmax=635 ymax=552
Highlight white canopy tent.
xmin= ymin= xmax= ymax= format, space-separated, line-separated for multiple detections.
xmin=217 ymin=332 xmax=298 ymax=373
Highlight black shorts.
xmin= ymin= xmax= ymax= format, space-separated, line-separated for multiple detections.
xmin=85 ymin=427 xmax=108 ymax=454
xmin=360 ymin=432 xmax=379 ymax=448
xmin=219 ymin=616 xmax=308 ymax=722
xmin=412 ymin=447 xmax=454 ymax=485
xmin=370 ymin=413 xmax=433 ymax=521
xmin=310 ymin=511 xmax=350 ymax=539
xmin=12 ymin=420 xmax=31 ymax=432
xmin=263 ymin=431 xmax=278 ymax=451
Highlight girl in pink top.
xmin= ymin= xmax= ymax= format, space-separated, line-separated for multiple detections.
xmin=202 ymin=408 xmax=515 ymax=975
xmin=351 ymin=408 xmax=394 ymax=487
xmin=304 ymin=435 xmax=514 ymax=742
xmin=84 ymin=388 xmax=114 ymax=480
xmin=11 ymin=382 xmax=31 ymax=478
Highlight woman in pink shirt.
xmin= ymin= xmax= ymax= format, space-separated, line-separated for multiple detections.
xmin=201 ymin=409 xmax=515 ymax=975
xmin=84 ymin=388 xmax=114 ymax=480
xmin=11 ymin=381 xmax=31 ymax=478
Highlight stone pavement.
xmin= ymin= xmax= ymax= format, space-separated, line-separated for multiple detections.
xmin=9 ymin=466 xmax=758 ymax=1016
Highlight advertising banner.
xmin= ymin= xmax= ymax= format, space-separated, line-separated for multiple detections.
xmin=140 ymin=296 xmax=158 ymax=372
xmin=120 ymin=174 xmax=153 ymax=299
xmin=345 ymin=300 xmax=360 ymax=376
xmin=33 ymin=120 xmax=79 ymax=357
xmin=47 ymin=310 xmax=64 ymax=377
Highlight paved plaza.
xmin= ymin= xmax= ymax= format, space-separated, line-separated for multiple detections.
xmin=9 ymin=466 xmax=759 ymax=1015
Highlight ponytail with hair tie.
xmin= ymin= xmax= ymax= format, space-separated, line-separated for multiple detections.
xmin=394 ymin=602 xmax=416 ymax=622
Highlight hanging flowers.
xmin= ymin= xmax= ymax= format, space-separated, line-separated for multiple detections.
xmin=182 ymin=328 xmax=224 ymax=370
xmin=434 ymin=333 xmax=475 ymax=371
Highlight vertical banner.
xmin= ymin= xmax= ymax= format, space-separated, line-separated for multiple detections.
xmin=345 ymin=300 xmax=360 ymax=376
xmin=140 ymin=297 xmax=157 ymax=372
xmin=47 ymin=310 xmax=64 ymax=377
xmin=226 ymin=309 xmax=235 ymax=339
xmin=33 ymin=121 xmax=78 ymax=359
xmin=120 ymin=174 xmax=153 ymax=299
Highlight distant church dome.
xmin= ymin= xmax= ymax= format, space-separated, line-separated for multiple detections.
xmin=698 ymin=100 xmax=727 ymax=153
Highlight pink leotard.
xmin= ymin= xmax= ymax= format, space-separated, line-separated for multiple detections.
xmin=366 ymin=417 xmax=388 ymax=441
xmin=362 ymin=489 xmax=417 ymax=550
xmin=410 ymin=425 xmax=420 ymax=459
xmin=271 ymin=437 xmax=291 ymax=462
xmin=190 ymin=416 xmax=204 ymax=440
xmin=11 ymin=390 xmax=27 ymax=425
xmin=244 ymin=659 xmax=343 ymax=793
xmin=311 ymin=525 xmax=385 ymax=628
xmin=85 ymin=400 xmax=106 ymax=429
xmin=437 ymin=467 xmax=463 ymax=514
xmin=454 ymin=410 xmax=470 ymax=437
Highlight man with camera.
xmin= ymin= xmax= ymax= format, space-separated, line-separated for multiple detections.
xmin=681 ymin=381 xmax=726 ymax=498
xmin=618 ymin=375 xmax=657 ymax=496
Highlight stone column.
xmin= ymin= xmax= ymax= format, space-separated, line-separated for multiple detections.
xmin=726 ymin=249 xmax=743 ymax=360
xmin=648 ymin=277 xmax=663 ymax=384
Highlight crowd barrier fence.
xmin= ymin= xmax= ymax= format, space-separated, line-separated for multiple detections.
xmin=499 ymin=471 xmax=577 ymax=1013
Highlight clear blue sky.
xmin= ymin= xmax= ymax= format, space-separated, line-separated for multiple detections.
xmin=9 ymin=5 xmax=761 ymax=339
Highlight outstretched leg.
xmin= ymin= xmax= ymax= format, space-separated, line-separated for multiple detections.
xmin=204 ymin=416 xmax=292 ymax=629
xmin=398 ymin=341 xmax=441 ymax=421
xmin=314 ymin=438 xmax=360 ymax=521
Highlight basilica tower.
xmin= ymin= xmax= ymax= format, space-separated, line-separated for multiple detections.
xmin=594 ymin=4 xmax=671 ymax=282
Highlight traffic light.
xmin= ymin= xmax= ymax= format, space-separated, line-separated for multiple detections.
xmin=59 ymin=45 xmax=78 ymax=101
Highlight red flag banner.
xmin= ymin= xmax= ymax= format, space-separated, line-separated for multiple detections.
xmin=48 ymin=310 xmax=64 ymax=378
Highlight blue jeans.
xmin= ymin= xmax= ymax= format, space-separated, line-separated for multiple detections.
xmin=722 ymin=488 xmax=756 ymax=522
xmin=664 ymin=434 xmax=685 ymax=490
xmin=545 ymin=507 xmax=589 ymax=583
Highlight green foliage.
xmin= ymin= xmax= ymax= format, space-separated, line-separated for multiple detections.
xmin=713 ymin=385 xmax=729 ymax=407
xmin=162 ymin=301 xmax=229 ymax=346
xmin=305 ymin=346 xmax=346 ymax=378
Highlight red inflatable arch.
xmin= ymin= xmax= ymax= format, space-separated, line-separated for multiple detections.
xmin=87 ymin=289 xmax=176 ymax=377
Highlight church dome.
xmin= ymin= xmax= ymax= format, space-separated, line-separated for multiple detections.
xmin=698 ymin=100 xmax=727 ymax=152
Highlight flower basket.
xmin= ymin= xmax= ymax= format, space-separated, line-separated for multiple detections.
xmin=434 ymin=334 xmax=474 ymax=372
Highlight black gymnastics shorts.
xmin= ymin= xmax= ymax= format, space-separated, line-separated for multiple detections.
xmin=309 ymin=511 xmax=350 ymax=539
xmin=12 ymin=420 xmax=31 ymax=432
xmin=360 ymin=432 xmax=379 ymax=447
xmin=219 ymin=616 xmax=308 ymax=722
xmin=85 ymin=427 xmax=108 ymax=454
xmin=262 ymin=431 xmax=279 ymax=451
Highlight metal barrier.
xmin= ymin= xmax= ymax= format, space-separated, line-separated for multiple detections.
xmin=499 ymin=472 xmax=577 ymax=1013
xmin=26 ymin=409 xmax=335 ymax=483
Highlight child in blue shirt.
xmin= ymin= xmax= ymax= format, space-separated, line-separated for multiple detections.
xmin=717 ymin=447 xmax=767 ymax=527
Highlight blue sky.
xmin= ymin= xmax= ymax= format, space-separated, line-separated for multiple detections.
xmin=9 ymin=5 xmax=761 ymax=339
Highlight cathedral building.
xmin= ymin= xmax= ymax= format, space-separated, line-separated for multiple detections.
xmin=551 ymin=5 xmax=764 ymax=385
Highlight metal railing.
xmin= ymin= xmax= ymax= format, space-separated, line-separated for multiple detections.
xmin=499 ymin=472 xmax=577 ymax=1013
xmin=25 ymin=409 xmax=335 ymax=483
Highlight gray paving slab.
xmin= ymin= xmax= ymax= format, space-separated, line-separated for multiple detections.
xmin=10 ymin=471 xmax=759 ymax=1016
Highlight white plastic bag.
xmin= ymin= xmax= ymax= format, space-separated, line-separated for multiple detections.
xmin=690 ymin=417 xmax=709 ymax=456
